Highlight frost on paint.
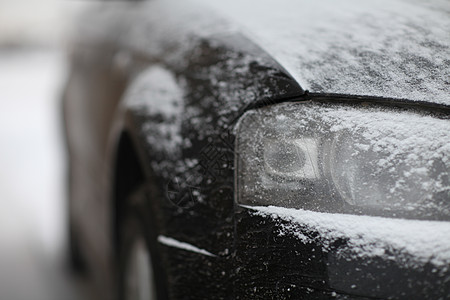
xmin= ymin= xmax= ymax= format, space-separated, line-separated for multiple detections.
xmin=125 ymin=66 xmax=184 ymax=154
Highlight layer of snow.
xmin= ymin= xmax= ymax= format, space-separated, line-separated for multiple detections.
xmin=246 ymin=205 xmax=450 ymax=269
xmin=157 ymin=235 xmax=216 ymax=257
xmin=204 ymin=0 xmax=450 ymax=105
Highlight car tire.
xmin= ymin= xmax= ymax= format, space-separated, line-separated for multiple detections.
xmin=118 ymin=187 xmax=167 ymax=300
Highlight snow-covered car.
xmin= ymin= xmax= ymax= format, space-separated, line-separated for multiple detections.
xmin=62 ymin=0 xmax=450 ymax=299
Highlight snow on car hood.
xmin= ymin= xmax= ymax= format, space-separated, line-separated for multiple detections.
xmin=204 ymin=0 xmax=450 ymax=105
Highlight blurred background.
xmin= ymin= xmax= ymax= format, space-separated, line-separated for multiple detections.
xmin=0 ymin=0 xmax=94 ymax=299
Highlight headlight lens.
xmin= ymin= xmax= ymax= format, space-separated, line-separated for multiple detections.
xmin=235 ymin=102 xmax=450 ymax=220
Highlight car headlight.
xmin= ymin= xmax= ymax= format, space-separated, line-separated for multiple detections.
xmin=235 ymin=101 xmax=450 ymax=220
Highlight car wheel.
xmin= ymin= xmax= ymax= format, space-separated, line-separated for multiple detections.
xmin=118 ymin=187 xmax=165 ymax=300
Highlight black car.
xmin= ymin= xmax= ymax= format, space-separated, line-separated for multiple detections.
xmin=62 ymin=0 xmax=450 ymax=299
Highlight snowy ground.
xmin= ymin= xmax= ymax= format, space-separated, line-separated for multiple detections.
xmin=0 ymin=49 xmax=92 ymax=300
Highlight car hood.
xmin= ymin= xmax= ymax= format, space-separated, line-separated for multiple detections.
xmin=204 ymin=0 xmax=450 ymax=106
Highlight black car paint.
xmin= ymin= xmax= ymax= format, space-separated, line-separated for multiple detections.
xmin=63 ymin=2 xmax=450 ymax=299
xmin=116 ymin=33 xmax=305 ymax=299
